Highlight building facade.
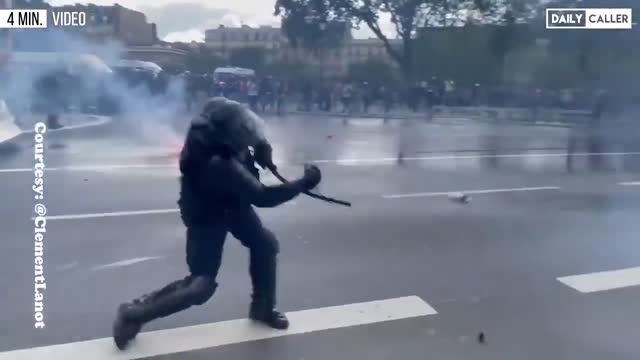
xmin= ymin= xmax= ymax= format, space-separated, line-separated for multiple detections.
xmin=123 ymin=45 xmax=187 ymax=70
xmin=204 ymin=25 xmax=399 ymax=75
xmin=205 ymin=25 xmax=284 ymax=55
xmin=54 ymin=4 xmax=157 ymax=46
xmin=0 ymin=0 xmax=11 ymax=61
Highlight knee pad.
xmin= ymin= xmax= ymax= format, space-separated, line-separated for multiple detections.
xmin=188 ymin=276 xmax=218 ymax=305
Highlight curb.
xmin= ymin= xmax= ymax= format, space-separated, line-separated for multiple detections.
xmin=0 ymin=115 xmax=113 ymax=155
xmin=286 ymin=111 xmax=428 ymax=120
xmin=282 ymin=111 xmax=573 ymax=127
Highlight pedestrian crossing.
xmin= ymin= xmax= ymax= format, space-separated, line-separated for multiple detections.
xmin=0 ymin=297 xmax=436 ymax=360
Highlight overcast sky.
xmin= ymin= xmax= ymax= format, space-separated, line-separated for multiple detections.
xmin=47 ymin=0 xmax=395 ymax=42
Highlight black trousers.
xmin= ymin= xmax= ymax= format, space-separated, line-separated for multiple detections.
xmin=127 ymin=207 xmax=280 ymax=323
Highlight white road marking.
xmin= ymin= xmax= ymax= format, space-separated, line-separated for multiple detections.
xmin=34 ymin=202 xmax=298 ymax=222
xmin=382 ymin=186 xmax=560 ymax=199
xmin=55 ymin=261 xmax=78 ymax=271
xmin=0 ymin=296 xmax=436 ymax=360
xmin=557 ymin=266 xmax=640 ymax=293
xmin=90 ymin=257 xmax=165 ymax=271
xmin=0 ymin=167 xmax=32 ymax=173
xmin=312 ymin=152 xmax=640 ymax=165
xmin=2 ymin=151 xmax=640 ymax=174
xmin=619 ymin=181 xmax=640 ymax=186
xmin=34 ymin=209 xmax=180 ymax=221
xmin=0 ymin=164 xmax=175 ymax=173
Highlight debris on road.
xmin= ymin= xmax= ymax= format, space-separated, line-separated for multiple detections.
xmin=478 ymin=332 xmax=486 ymax=343
xmin=449 ymin=192 xmax=471 ymax=204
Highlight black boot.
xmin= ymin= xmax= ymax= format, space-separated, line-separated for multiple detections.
xmin=112 ymin=276 xmax=216 ymax=350
xmin=248 ymin=256 xmax=289 ymax=329
xmin=113 ymin=303 xmax=143 ymax=350
xmin=249 ymin=299 xmax=289 ymax=330
xmin=247 ymin=245 xmax=288 ymax=329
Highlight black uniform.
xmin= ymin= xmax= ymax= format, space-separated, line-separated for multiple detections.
xmin=113 ymin=98 xmax=321 ymax=350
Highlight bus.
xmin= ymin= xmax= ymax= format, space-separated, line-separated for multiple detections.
xmin=109 ymin=59 xmax=166 ymax=94
xmin=212 ymin=67 xmax=255 ymax=98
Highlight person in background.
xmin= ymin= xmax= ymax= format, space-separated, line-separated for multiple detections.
xmin=276 ymin=80 xmax=287 ymax=116
xmin=247 ymin=81 xmax=259 ymax=112
xmin=341 ymin=83 xmax=353 ymax=114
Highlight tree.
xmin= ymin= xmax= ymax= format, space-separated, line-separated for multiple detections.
xmin=414 ymin=25 xmax=498 ymax=85
xmin=277 ymin=0 xmax=350 ymax=51
xmin=347 ymin=59 xmax=397 ymax=86
xmin=275 ymin=0 xmax=491 ymax=81
xmin=265 ymin=59 xmax=315 ymax=82
xmin=228 ymin=47 xmax=268 ymax=73
xmin=184 ymin=48 xmax=223 ymax=74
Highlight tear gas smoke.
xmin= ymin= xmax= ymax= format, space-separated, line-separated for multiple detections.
xmin=0 ymin=28 xmax=188 ymax=147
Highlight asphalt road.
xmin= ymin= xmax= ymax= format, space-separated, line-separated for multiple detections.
xmin=1 ymin=114 xmax=640 ymax=360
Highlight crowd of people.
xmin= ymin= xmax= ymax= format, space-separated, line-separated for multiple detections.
xmin=21 ymin=64 xmax=627 ymax=126
xmin=180 ymin=71 xmax=618 ymax=118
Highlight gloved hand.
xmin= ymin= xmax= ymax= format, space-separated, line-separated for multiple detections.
xmin=254 ymin=142 xmax=275 ymax=170
xmin=300 ymin=164 xmax=321 ymax=190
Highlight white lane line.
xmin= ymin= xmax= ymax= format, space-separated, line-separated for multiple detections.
xmin=312 ymin=152 xmax=640 ymax=165
xmin=619 ymin=181 xmax=640 ymax=186
xmin=557 ymin=266 xmax=640 ymax=293
xmin=0 ymin=296 xmax=436 ymax=360
xmin=0 ymin=167 xmax=32 ymax=173
xmin=382 ymin=186 xmax=560 ymax=199
xmin=0 ymin=164 xmax=175 ymax=173
xmin=34 ymin=202 xmax=299 ymax=222
xmin=2 ymin=151 xmax=640 ymax=173
xmin=33 ymin=209 xmax=180 ymax=221
xmin=90 ymin=257 xmax=165 ymax=271
xmin=55 ymin=261 xmax=78 ymax=271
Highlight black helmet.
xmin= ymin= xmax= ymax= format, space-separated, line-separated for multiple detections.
xmin=198 ymin=97 xmax=267 ymax=152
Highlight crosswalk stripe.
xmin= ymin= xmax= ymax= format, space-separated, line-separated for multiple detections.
xmin=558 ymin=266 xmax=640 ymax=293
xmin=0 ymin=296 xmax=436 ymax=360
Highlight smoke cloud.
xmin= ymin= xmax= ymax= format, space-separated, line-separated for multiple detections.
xmin=1 ymin=28 xmax=188 ymax=147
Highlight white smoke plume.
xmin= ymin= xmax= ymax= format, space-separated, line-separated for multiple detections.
xmin=0 ymin=28 xmax=188 ymax=147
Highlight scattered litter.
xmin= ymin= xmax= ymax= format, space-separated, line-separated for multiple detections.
xmin=448 ymin=192 xmax=471 ymax=204
xmin=477 ymin=332 xmax=486 ymax=343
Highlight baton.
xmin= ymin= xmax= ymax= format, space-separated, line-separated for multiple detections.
xmin=268 ymin=165 xmax=352 ymax=207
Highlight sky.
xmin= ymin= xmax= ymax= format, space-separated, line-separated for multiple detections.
xmin=47 ymin=0 xmax=395 ymax=42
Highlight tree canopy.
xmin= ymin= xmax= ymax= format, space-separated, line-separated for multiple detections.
xmin=275 ymin=0 xmax=522 ymax=80
xmin=228 ymin=47 xmax=268 ymax=73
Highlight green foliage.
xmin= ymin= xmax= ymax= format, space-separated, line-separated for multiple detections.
xmin=228 ymin=47 xmax=268 ymax=73
xmin=184 ymin=49 xmax=223 ymax=74
xmin=264 ymin=59 xmax=316 ymax=82
xmin=347 ymin=59 xmax=398 ymax=86
xmin=276 ymin=0 xmax=349 ymax=51
xmin=275 ymin=0 xmax=513 ymax=80
xmin=274 ymin=0 xmax=640 ymax=89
